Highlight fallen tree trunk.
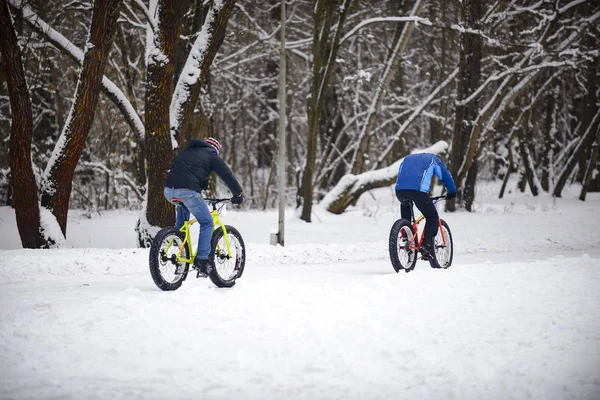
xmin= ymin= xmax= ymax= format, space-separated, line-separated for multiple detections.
xmin=322 ymin=141 xmax=449 ymax=214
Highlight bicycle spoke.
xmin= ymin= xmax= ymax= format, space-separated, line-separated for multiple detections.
xmin=158 ymin=234 xmax=186 ymax=283
xmin=214 ymin=234 xmax=241 ymax=281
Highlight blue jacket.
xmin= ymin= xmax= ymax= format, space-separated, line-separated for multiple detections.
xmin=394 ymin=153 xmax=456 ymax=194
xmin=165 ymin=139 xmax=242 ymax=195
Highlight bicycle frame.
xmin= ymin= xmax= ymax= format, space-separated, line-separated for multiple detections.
xmin=407 ymin=197 xmax=448 ymax=251
xmin=163 ymin=201 xmax=232 ymax=264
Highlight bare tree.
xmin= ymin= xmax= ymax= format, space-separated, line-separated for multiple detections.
xmin=447 ymin=0 xmax=481 ymax=212
xmin=3 ymin=0 xmax=123 ymax=246
xmin=136 ymin=0 xmax=238 ymax=247
xmin=0 ymin=0 xmax=44 ymax=247
xmin=300 ymin=0 xmax=354 ymax=222
xmin=40 ymin=0 xmax=124 ymax=236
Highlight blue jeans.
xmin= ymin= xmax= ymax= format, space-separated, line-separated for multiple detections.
xmin=163 ymin=187 xmax=213 ymax=260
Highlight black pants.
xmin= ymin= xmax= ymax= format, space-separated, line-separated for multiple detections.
xmin=395 ymin=189 xmax=439 ymax=241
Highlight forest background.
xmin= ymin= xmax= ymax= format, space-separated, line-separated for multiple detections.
xmin=1 ymin=0 xmax=598 ymax=248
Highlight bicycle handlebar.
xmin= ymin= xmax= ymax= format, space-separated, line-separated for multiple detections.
xmin=204 ymin=198 xmax=231 ymax=204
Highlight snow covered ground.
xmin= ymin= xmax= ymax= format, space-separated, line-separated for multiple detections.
xmin=1 ymin=182 xmax=600 ymax=400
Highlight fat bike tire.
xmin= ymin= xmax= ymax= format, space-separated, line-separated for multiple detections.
xmin=431 ymin=219 xmax=453 ymax=269
xmin=389 ymin=219 xmax=417 ymax=273
xmin=208 ymin=225 xmax=246 ymax=288
xmin=149 ymin=227 xmax=190 ymax=291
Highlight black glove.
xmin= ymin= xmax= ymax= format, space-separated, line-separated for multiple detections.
xmin=231 ymin=193 xmax=244 ymax=205
xmin=446 ymin=192 xmax=457 ymax=200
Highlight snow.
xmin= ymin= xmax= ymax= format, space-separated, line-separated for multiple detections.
xmin=38 ymin=205 xmax=67 ymax=247
xmin=1 ymin=182 xmax=600 ymax=399
xmin=559 ymin=0 xmax=589 ymax=14
xmin=343 ymin=69 xmax=372 ymax=83
xmin=340 ymin=16 xmax=431 ymax=45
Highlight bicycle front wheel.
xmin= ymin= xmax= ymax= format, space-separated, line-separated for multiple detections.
xmin=149 ymin=227 xmax=190 ymax=291
xmin=432 ymin=219 xmax=453 ymax=269
xmin=389 ymin=219 xmax=417 ymax=273
xmin=208 ymin=225 xmax=246 ymax=288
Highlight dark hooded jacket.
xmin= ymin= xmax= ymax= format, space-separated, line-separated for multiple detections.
xmin=164 ymin=139 xmax=242 ymax=195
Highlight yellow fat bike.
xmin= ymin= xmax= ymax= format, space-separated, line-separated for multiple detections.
xmin=149 ymin=198 xmax=246 ymax=290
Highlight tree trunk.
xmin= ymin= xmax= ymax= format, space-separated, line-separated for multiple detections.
xmin=499 ymin=138 xmax=515 ymax=199
xmin=553 ymin=108 xmax=600 ymax=197
xmin=517 ymin=109 xmax=540 ymax=196
xmin=464 ymin=159 xmax=478 ymax=211
xmin=541 ymin=88 xmax=557 ymax=192
xmin=300 ymin=0 xmax=353 ymax=222
xmin=170 ymin=0 xmax=237 ymax=145
xmin=40 ymin=0 xmax=123 ymax=236
xmin=141 ymin=0 xmax=190 ymax=246
xmin=447 ymin=0 xmax=482 ymax=212
xmin=577 ymin=53 xmax=598 ymax=182
xmin=579 ymin=131 xmax=600 ymax=201
xmin=0 ymin=0 xmax=45 ymax=248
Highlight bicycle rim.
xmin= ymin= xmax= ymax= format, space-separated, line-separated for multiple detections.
xmin=389 ymin=219 xmax=417 ymax=272
xmin=213 ymin=232 xmax=243 ymax=282
xmin=434 ymin=221 xmax=453 ymax=268
xmin=158 ymin=233 xmax=187 ymax=284
xmin=397 ymin=225 xmax=416 ymax=267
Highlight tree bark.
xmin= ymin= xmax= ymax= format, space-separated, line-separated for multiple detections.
xmin=517 ymin=109 xmax=540 ymax=196
xmin=142 ymin=0 xmax=191 ymax=243
xmin=576 ymin=51 xmax=598 ymax=182
xmin=579 ymin=129 xmax=600 ymax=201
xmin=40 ymin=0 xmax=123 ymax=236
xmin=170 ymin=0 xmax=237 ymax=146
xmin=464 ymin=158 xmax=478 ymax=211
xmin=447 ymin=0 xmax=481 ymax=212
xmin=498 ymin=138 xmax=515 ymax=199
xmin=541 ymin=88 xmax=557 ymax=192
xmin=0 ymin=0 xmax=45 ymax=248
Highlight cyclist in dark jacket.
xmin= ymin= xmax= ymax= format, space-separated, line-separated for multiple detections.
xmin=394 ymin=153 xmax=456 ymax=268
xmin=164 ymin=137 xmax=243 ymax=273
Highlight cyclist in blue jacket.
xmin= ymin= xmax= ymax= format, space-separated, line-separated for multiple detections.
xmin=395 ymin=153 xmax=456 ymax=268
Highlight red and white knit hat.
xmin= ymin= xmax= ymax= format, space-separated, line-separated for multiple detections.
xmin=205 ymin=137 xmax=222 ymax=153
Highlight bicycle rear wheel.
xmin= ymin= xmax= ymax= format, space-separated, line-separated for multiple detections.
xmin=432 ymin=219 xmax=453 ymax=269
xmin=208 ymin=225 xmax=246 ymax=288
xmin=149 ymin=227 xmax=190 ymax=291
xmin=389 ymin=219 xmax=417 ymax=273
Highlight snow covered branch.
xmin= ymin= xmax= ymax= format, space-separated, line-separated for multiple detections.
xmin=322 ymin=141 xmax=449 ymax=214
xmin=11 ymin=0 xmax=145 ymax=140
xmin=169 ymin=0 xmax=236 ymax=148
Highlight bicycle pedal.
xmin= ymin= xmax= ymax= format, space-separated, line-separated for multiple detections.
xmin=196 ymin=270 xmax=208 ymax=278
